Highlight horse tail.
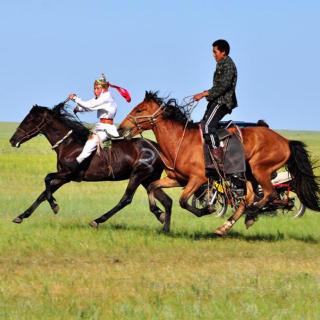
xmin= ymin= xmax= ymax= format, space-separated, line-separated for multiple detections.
xmin=287 ymin=140 xmax=320 ymax=211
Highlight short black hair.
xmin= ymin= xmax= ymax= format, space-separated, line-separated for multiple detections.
xmin=212 ymin=39 xmax=230 ymax=55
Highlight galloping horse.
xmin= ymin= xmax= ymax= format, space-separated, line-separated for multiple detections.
xmin=9 ymin=102 xmax=172 ymax=230
xmin=119 ymin=91 xmax=320 ymax=235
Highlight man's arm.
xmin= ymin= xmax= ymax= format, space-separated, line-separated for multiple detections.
xmin=193 ymin=90 xmax=209 ymax=101
xmin=73 ymin=92 xmax=113 ymax=112
xmin=206 ymin=62 xmax=235 ymax=101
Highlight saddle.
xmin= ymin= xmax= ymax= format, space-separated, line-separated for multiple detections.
xmin=205 ymin=121 xmax=246 ymax=175
xmin=102 ymin=134 xmax=124 ymax=149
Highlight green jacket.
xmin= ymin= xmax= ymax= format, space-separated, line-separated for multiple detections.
xmin=206 ymin=56 xmax=238 ymax=110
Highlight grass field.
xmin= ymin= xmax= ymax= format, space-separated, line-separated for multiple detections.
xmin=1 ymin=122 xmax=320 ymax=319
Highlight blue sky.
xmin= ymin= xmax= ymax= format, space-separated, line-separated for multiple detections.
xmin=1 ymin=0 xmax=319 ymax=130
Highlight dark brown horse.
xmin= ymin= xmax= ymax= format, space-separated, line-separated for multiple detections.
xmin=9 ymin=102 xmax=172 ymax=230
xmin=119 ymin=91 xmax=320 ymax=235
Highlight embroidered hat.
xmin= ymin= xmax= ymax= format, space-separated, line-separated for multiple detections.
xmin=94 ymin=73 xmax=109 ymax=88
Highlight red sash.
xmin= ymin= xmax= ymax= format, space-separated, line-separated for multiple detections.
xmin=100 ymin=118 xmax=113 ymax=124
xmin=108 ymin=83 xmax=131 ymax=103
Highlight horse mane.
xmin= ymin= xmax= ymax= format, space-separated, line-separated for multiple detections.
xmin=144 ymin=91 xmax=199 ymax=129
xmin=32 ymin=103 xmax=90 ymax=142
xmin=51 ymin=103 xmax=90 ymax=142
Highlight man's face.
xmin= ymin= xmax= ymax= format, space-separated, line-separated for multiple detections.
xmin=94 ymin=85 xmax=105 ymax=97
xmin=212 ymin=46 xmax=226 ymax=62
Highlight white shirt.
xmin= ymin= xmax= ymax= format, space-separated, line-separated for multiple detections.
xmin=74 ymin=91 xmax=117 ymax=119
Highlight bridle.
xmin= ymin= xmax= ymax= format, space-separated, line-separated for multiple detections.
xmin=15 ymin=117 xmax=47 ymax=144
xmin=127 ymin=105 xmax=165 ymax=134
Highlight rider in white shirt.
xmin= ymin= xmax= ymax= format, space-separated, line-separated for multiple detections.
xmin=65 ymin=74 xmax=120 ymax=172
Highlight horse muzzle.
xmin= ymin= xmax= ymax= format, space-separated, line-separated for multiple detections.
xmin=9 ymin=136 xmax=21 ymax=148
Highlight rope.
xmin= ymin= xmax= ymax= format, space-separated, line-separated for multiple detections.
xmin=51 ymin=130 xmax=73 ymax=149
xmin=106 ymin=147 xmax=115 ymax=178
xmin=171 ymin=96 xmax=200 ymax=168
xmin=172 ymin=117 xmax=189 ymax=169
xmin=180 ymin=95 xmax=199 ymax=118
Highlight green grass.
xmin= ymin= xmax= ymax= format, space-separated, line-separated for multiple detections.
xmin=1 ymin=123 xmax=320 ymax=319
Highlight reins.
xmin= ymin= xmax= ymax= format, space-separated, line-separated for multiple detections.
xmin=171 ymin=96 xmax=199 ymax=169
xmin=126 ymin=96 xmax=199 ymax=171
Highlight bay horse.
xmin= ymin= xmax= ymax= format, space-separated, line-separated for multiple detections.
xmin=9 ymin=102 xmax=172 ymax=230
xmin=119 ymin=91 xmax=320 ymax=235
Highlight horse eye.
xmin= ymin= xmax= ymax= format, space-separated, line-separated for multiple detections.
xmin=135 ymin=109 xmax=142 ymax=114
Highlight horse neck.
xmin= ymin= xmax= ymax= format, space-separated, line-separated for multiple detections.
xmin=152 ymin=118 xmax=193 ymax=161
xmin=42 ymin=116 xmax=72 ymax=148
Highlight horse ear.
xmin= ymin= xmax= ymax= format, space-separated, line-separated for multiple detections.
xmin=52 ymin=102 xmax=64 ymax=114
xmin=53 ymin=101 xmax=65 ymax=110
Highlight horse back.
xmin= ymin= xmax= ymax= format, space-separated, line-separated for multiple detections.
xmin=241 ymin=127 xmax=290 ymax=161
xmin=81 ymin=138 xmax=164 ymax=182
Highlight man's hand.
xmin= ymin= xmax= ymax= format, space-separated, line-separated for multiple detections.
xmin=73 ymin=107 xmax=79 ymax=114
xmin=68 ymin=93 xmax=77 ymax=101
xmin=193 ymin=91 xmax=208 ymax=101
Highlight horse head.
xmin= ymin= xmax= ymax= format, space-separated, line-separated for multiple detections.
xmin=119 ymin=91 xmax=165 ymax=139
xmin=10 ymin=105 xmax=52 ymax=148
xmin=10 ymin=102 xmax=89 ymax=148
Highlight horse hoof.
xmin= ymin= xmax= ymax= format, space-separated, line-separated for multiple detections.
xmin=89 ymin=221 xmax=99 ymax=229
xmin=247 ymin=204 xmax=260 ymax=214
xmin=245 ymin=212 xmax=258 ymax=229
xmin=52 ymin=204 xmax=60 ymax=214
xmin=245 ymin=219 xmax=255 ymax=229
xmin=12 ymin=217 xmax=23 ymax=224
xmin=213 ymin=228 xmax=226 ymax=237
xmin=162 ymin=226 xmax=170 ymax=233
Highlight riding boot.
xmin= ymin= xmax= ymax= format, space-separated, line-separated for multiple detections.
xmin=203 ymin=144 xmax=216 ymax=173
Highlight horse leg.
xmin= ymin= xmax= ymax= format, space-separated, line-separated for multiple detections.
xmin=245 ymin=140 xmax=289 ymax=210
xmin=44 ymin=173 xmax=70 ymax=214
xmin=214 ymin=181 xmax=256 ymax=236
xmin=89 ymin=173 xmax=144 ymax=228
xmin=147 ymin=176 xmax=181 ymax=233
xmin=151 ymin=188 xmax=173 ymax=233
xmin=13 ymin=173 xmax=68 ymax=223
xmin=146 ymin=188 xmax=166 ymax=223
xmin=179 ymin=176 xmax=211 ymax=217
xmin=249 ymin=166 xmax=279 ymax=210
xmin=142 ymin=180 xmax=173 ymax=223
xmin=13 ymin=191 xmax=49 ymax=224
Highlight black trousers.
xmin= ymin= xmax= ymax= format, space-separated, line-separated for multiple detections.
xmin=201 ymin=102 xmax=230 ymax=148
